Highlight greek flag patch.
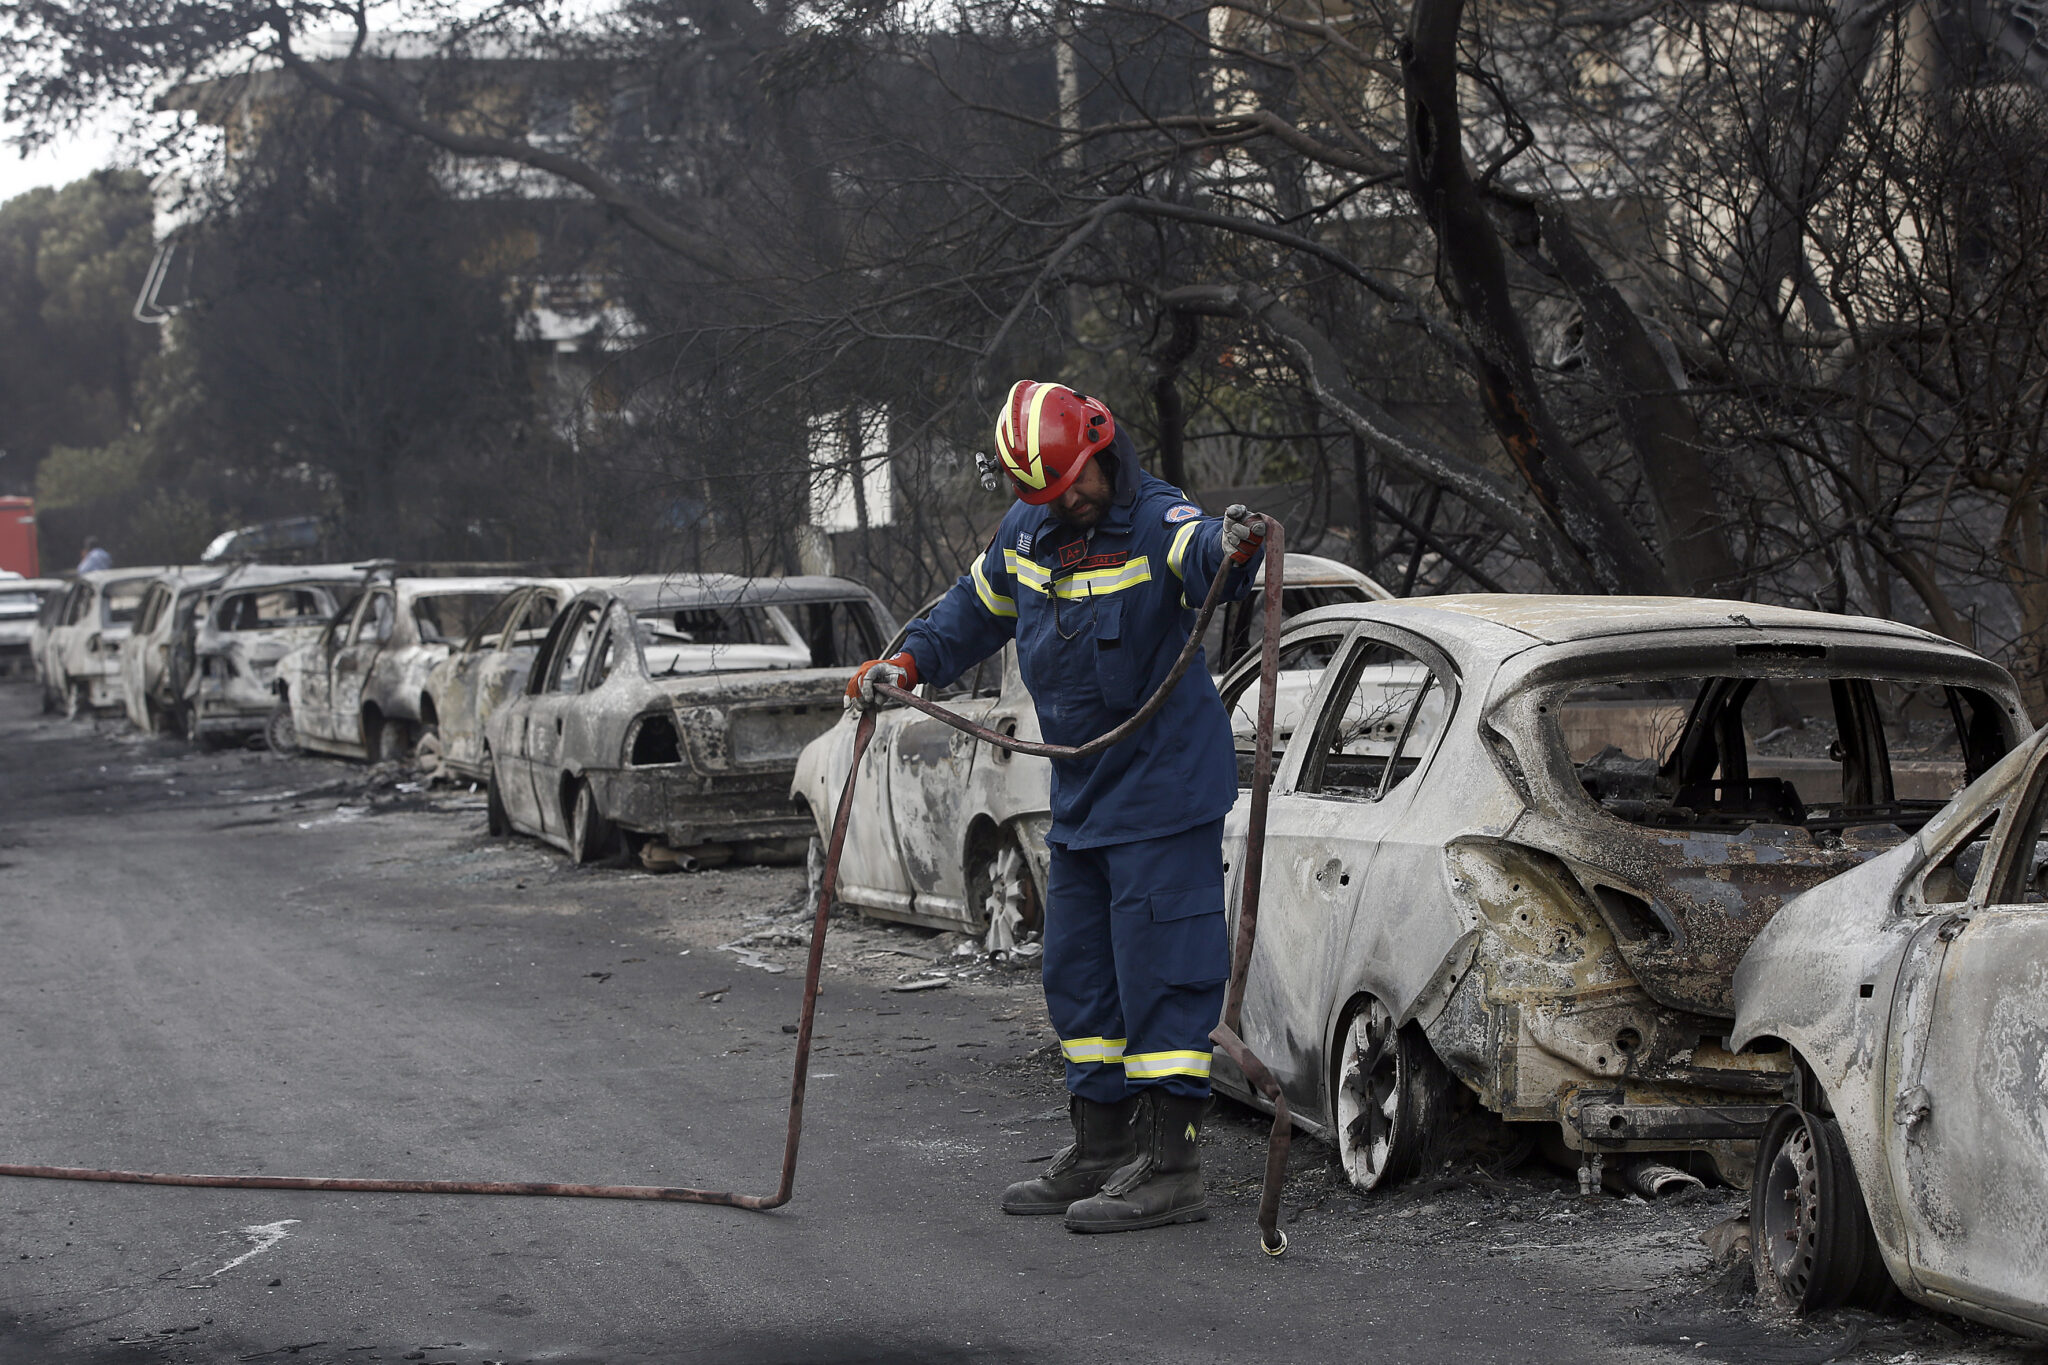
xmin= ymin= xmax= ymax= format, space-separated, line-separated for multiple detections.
xmin=1164 ymin=503 xmax=1203 ymax=524
xmin=1016 ymin=530 xmax=1034 ymax=554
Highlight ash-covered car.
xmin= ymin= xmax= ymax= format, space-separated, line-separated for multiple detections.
xmin=37 ymin=568 xmax=169 ymax=717
xmin=0 ymin=575 xmax=65 ymax=678
xmin=119 ymin=567 xmax=228 ymax=735
xmin=1730 ymin=723 xmax=2048 ymax=1337
xmin=794 ymin=553 xmax=1391 ymax=951
xmin=274 ymin=573 xmax=565 ymax=763
xmin=186 ymin=564 xmax=367 ymax=746
xmin=1205 ymin=595 xmax=2025 ymax=1194
xmin=422 ymin=580 xmax=595 ymax=782
xmin=484 ymin=575 xmax=891 ymax=866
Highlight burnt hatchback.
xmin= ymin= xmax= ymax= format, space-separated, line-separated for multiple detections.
xmin=1210 ymin=596 xmax=2027 ymax=1191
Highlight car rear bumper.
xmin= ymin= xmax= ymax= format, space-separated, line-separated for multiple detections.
xmin=586 ymin=765 xmax=812 ymax=848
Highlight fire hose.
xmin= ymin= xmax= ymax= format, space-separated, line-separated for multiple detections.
xmin=0 ymin=517 xmax=1293 ymax=1255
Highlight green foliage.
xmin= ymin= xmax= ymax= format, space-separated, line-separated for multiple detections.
xmin=34 ymin=436 xmax=149 ymax=511
xmin=0 ymin=170 xmax=156 ymax=490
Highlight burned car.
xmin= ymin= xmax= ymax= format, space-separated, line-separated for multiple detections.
xmin=795 ymin=553 xmax=1389 ymax=950
xmin=1731 ymin=724 xmax=2048 ymax=1337
xmin=38 ymin=568 xmax=169 ymax=717
xmin=422 ymin=580 xmax=595 ymax=782
xmin=485 ymin=575 xmax=891 ymax=866
xmin=119 ymin=567 xmax=228 ymax=735
xmin=274 ymin=574 xmax=561 ymax=763
xmin=0 ymin=575 xmax=64 ymax=678
xmin=187 ymin=565 xmax=365 ymax=746
xmin=1205 ymin=596 xmax=2025 ymax=1194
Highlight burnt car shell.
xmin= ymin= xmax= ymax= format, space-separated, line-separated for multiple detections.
xmin=1210 ymin=595 xmax=2025 ymax=1177
xmin=487 ymin=575 xmax=893 ymax=859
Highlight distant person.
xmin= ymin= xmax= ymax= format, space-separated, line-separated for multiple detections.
xmin=77 ymin=538 xmax=112 ymax=574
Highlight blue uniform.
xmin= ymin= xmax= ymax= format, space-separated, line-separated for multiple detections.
xmin=902 ymin=437 xmax=1253 ymax=1098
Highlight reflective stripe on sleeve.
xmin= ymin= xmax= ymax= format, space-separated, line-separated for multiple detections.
xmin=1059 ymin=1036 xmax=1128 ymax=1066
xmin=1166 ymin=520 xmax=1201 ymax=578
xmin=1121 ymin=1049 xmax=1213 ymax=1080
xmin=971 ymin=557 xmax=1017 ymax=618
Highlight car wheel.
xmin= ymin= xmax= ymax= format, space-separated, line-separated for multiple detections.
xmin=569 ymin=781 xmax=622 ymax=866
xmin=1752 ymin=1104 xmax=1893 ymax=1312
xmin=361 ymin=712 xmax=388 ymax=764
xmin=1333 ymin=995 xmax=1452 ymax=1192
xmin=485 ymin=754 xmax=510 ymax=838
xmin=971 ymin=833 xmax=1040 ymax=953
xmin=65 ymin=680 xmax=87 ymax=720
xmin=413 ymin=726 xmax=444 ymax=780
xmin=265 ymin=703 xmax=300 ymax=757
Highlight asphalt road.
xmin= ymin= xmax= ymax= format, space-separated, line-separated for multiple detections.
xmin=2 ymin=684 xmax=2039 ymax=1365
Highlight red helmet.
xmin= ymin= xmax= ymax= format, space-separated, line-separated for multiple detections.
xmin=993 ymin=380 xmax=1116 ymax=505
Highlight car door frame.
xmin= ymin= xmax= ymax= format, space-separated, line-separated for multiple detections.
xmin=329 ymin=587 xmax=395 ymax=749
xmin=1218 ymin=618 xmax=1464 ymax=1130
xmin=518 ymin=597 xmax=606 ymax=842
xmin=1883 ymin=731 xmax=2048 ymax=1323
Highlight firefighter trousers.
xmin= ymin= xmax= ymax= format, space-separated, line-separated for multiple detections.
xmin=1042 ymin=818 xmax=1231 ymax=1102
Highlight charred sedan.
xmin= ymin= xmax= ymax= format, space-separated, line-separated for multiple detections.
xmin=119 ymin=567 xmax=227 ymax=736
xmin=1731 ymin=724 xmax=2048 ymax=1338
xmin=1208 ymin=596 xmax=2026 ymax=1193
xmin=485 ymin=575 xmax=892 ymax=866
xmin=422 ymin=580 xmax=590 ymax=783
xmin=188 ymin=565 xmax=365 ymax=746
xmin=38 ymin=568 xmax=168 ymax=718
xmin=274 ymin=573 xmax=564 ymax=764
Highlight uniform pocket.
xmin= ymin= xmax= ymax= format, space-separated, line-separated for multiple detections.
xmin=1092 ymin=598 xmax=1141 ymax=711
xmin=1147 ymin=885 xmax=1230 ymax=987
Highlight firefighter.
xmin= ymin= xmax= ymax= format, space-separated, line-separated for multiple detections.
xmin=846 ymin=380 xmax=1264 ymax=1233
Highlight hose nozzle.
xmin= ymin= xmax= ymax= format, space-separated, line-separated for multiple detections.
xmin=973 ymin=451 xmax=1002 ymax=492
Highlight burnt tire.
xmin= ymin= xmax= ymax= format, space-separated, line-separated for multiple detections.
xmin=413 ymin=725 xmax=444 ymax=780
xmin=265 ymin=703 xmax=300 ymax=757
xmin=1752 ymin=1104 xmax=1894 ymax=1313
xmin=485 ymin=755 xmax=510 ymax=838
xmin=1333 ymin=995 xmax=1453 ymax=1192
xmin=569 ymin=781 xmax=623 ymax=866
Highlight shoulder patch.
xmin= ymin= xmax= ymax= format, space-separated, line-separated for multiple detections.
xmin=1016 ymin=529 xmax=1034 ymax=555
xmin=1164 ymin=503 xmax=1204 ymax=524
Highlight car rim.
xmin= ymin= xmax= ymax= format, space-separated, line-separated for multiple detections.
xmin=573 ymin=786 xmax=593 ymax=856
xmin=979 ymin=842 xmax=1034 ymax=953
xmin=1336 ymin=999 xmax=1402 ymax=1188
xmin=1762 ymin=1117 xmax=1822 ymax=1303
xmin=268 ymin=709 xmax=296 ymax=754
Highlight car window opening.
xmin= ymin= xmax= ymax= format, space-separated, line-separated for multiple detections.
xmin=1564 ymin=673 xmax=2011 ymax=839
xmin=413 ymin=592 xmax=514 ymax=646
xmin=219 ymin=589 xmax=332 ymax=632
xmin=1222 ymin=634 xmax=1347 ymax=786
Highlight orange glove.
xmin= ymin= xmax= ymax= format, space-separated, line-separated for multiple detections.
xmin=846 ymin=652 xmax=919 ymax=706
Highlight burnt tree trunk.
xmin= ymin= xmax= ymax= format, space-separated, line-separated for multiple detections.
xmin=1400 ymin=0 xmax=1670 ymax=595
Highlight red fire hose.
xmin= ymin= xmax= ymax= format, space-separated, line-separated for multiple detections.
xmin=0 ymin=518 xmax=1293 ymax=1253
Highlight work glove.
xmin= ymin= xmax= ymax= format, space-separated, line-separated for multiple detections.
xmin=845 ymin=651 xmax=920 ymax=708
xmin=1220 ymin=504 xmax=1267 ymax=566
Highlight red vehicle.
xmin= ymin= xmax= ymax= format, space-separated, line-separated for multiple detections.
xmin=0 ymin=497 xmax=39 ymax=577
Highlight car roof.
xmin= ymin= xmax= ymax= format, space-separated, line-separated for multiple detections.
xmin=213 ymin=562 xmax=378 ymax=592
xmin=1287 ymin=594 xmax=1958 ymax=652
xmin=80 ymin=567 xmax=175 ymax=587
xmin=1253 ymin=553 xmax=1395 ymax=600
xmin=574 ymin=573 xmax=882 ymax=612
xmin=390 ymin=576 xmax=548 ymax=599
xmin=1 ymin=578 xmax=68 ymax=594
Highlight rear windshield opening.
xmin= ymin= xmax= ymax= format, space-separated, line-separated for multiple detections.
xmin=634 ymin=598 xmax=883 ymax=677
xmin=1560 ymin=674 xmax=2010 ymax=838
xmin=102 ymin=580 xmax=150 ymax=625
xmin=217 ymin=588 xmax=335 ymax=632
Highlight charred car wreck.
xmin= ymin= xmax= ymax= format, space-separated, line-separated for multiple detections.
xmin=485 ymin=575 xmax=892 ymax=867
xmin=1206 ymin=596 xmax=2025 ymax=1192
xmin=187 ymin=564 xmax=366 ymax=745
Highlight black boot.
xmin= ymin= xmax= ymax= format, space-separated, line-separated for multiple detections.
xmin=1063 ymin=1089 xmax=1209 ymax=1232
xmin=1002 ymin=1094 xmax=1140 ymax=1215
